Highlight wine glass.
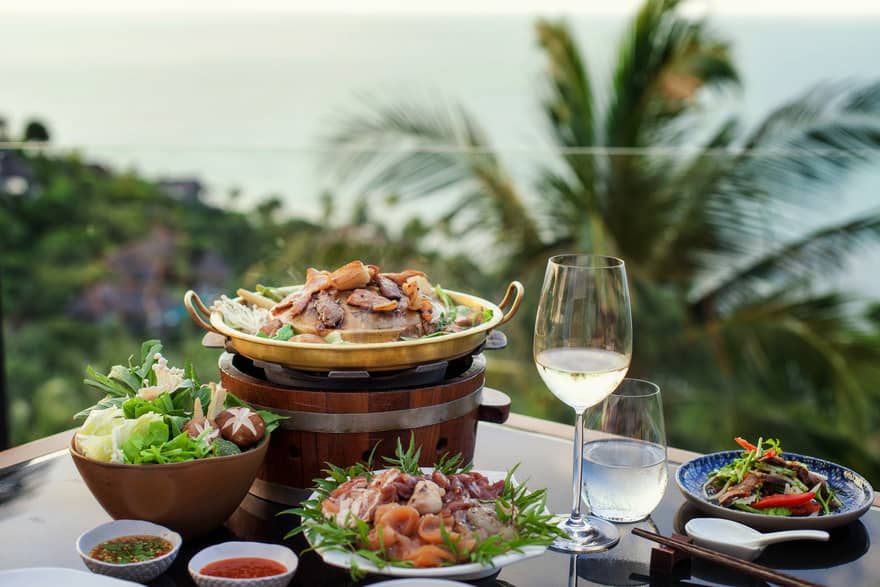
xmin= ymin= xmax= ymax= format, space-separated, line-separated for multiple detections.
xmin=534 ymin=254 xmax=632 ymax=553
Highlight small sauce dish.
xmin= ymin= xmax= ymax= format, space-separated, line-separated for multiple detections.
xmin=188 ymin=541 xmax=298 ymax=587
xmin=76 ymin=519 xmax=182 ymax=583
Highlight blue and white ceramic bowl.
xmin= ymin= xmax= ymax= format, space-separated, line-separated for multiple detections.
xmin=676 ymin=450 xmax=874 ymax=530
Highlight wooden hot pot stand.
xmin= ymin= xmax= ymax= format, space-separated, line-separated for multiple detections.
xmin=218 ymin=352 xmax=510 ymax=505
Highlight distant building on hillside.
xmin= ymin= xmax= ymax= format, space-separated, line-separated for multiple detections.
xmin=157 ymin=178 xmax=204 ymax=204
xmin=0 ymin=150 xmax=35 ymax=197
xmin=69 ymin=227 xmax=179 ymax=330
xmin=69 ymin=226 xmax=232 ymax=331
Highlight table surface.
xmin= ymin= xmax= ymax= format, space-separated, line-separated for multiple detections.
xmin=0 ymin=421 xmax=877 ymax=586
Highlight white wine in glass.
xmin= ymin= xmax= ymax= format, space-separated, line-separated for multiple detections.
xmin=534 ymin=254 xmax=632 ymax=553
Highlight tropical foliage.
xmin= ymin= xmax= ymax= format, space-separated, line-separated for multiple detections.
xmin=3 ymin=0 xmax=880 ymax=486
xmin=0 ymin=150 xmax=490 ymax=446
xmin=325 ymin=0 xmax=880 ymax=479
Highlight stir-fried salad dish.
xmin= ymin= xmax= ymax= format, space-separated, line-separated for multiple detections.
xmin=74 ymin=339 xmax=281 ymax=464
xmin=212 ymin=260 xmax=493 ymax=344
xmin=704 ymin=437 xmax=841 ymax=517
xmin=285 ymin=438 xmax=562 ymax=579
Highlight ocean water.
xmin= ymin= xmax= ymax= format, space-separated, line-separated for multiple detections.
xmin=1 ymin=11 xmax=879 ymax=292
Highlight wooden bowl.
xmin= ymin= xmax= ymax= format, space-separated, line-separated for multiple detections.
xmin=70 ymin=436 xmax=269 ymax=539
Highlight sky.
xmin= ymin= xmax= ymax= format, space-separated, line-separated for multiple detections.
xmin=2 ymin=0 xmax=880 ymax=15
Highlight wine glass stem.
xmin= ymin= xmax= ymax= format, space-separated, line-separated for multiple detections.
xmin=571 ymin=408 xmax=585 ymax=523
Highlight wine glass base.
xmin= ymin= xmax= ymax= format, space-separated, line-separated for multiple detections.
xmin=549 ymin=515 xmax=620 ymax=554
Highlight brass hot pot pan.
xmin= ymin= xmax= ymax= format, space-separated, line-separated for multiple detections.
xmin=184 ymin=281 xmax=523 ymax=371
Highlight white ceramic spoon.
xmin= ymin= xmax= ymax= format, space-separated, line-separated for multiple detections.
xmin=685 ymin=517 xmax=830 ymax=561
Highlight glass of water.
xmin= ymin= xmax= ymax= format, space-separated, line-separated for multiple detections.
xmin=582 ymin=379 xmax=667 ymax=523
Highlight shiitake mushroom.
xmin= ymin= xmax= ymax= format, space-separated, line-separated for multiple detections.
xmin=183 ymin=398 xmax=219 ymax=442
xmin=215 ymin=407 xmax=266 ymax=448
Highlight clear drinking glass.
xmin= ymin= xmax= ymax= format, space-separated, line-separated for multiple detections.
xmin=534 ymin=254 xmax=632 ymax=553
xmin=583 ymin=379 xmax=667 ymax=523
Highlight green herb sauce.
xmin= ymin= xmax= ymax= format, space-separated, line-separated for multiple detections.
xmin=89 ymin=535 xmax=172 ymax=564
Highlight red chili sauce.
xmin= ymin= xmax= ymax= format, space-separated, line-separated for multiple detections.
xmin=200 ymin=557 xmax=287 ymax=578
xmin=89 ymin=535 xmax=172 ymax=564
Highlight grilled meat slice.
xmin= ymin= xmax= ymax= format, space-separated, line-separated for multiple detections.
xmin=346 ymin=288 xmax=399 ymax=312
xmin=329 ymin=260 xmax=372 ymax=291
xmin=380 ymin=270 xmax=426 ymax=286
xmin=789 ymin=460 xmax=826 ymax=489
xmin=271 ymin=268 xmax=330 ymax=319
xmin=259 ymin=318 xmax=283 ymax=337
xmin=315 ymin=291 xmax=344 ymax=329
xmin=375 ymin=274 xmax=404 ymax=300
xmin=714 ymin=472 xmax=764 ymax=506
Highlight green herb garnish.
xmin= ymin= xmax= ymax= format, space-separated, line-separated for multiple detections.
xmin=382 ymin=434 xmax=422 ymax=475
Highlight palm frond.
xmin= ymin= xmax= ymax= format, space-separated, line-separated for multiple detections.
xmin=598 ymin=0 xmax=739 ymax=266
xmin=726 ymin=81 xmax=880 ymax=202
xmin=641 ymin=117 xmax=741 ymax=278
xmin=324 ymin=98 xmax=542 ymax=253
xmin=326 ymin=98 xmax=478 ymax=195
xmin=605 ymin=0 xmax=739 ymax=149
xmin=710 ymin=291 xmax=873 ymax=431
xmin=691 ymin=210 xmax=880 ymax=310
xmin=536 ymin=20 xmax=597 ymax=204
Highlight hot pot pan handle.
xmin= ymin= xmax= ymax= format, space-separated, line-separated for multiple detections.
xmin=184 ymin=290 xmax=221 ymax=335
xmin=496 ymin=281 xmax=524 ymax=327
xmin=478 ymin=387 xmax=511 ymax=424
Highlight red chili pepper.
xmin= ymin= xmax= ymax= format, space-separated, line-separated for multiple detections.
xmin=734 ymin=437 xmax=779 ymax=457
xmin=735 ymin=437 xmax=757 ymax=452
xmin=788 ymin=502 xmax=822 ymax=516
xmin=751 ymin=491 xmax=816 ymax=510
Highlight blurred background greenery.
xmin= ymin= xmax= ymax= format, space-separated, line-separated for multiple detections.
xmin=3 ymin=0 xmax=880 ymax=484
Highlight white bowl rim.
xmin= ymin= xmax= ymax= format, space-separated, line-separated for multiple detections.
xmin=188 ymin=541 xmax=298 ymax=579
xmin=76 ymin=519 xmax=182 ymax=568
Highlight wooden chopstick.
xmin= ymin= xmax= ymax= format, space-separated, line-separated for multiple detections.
xmin=631 ymin=527 xmax=824 ymax=587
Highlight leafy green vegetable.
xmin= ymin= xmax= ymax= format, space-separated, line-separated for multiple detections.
xmin=75 ymin=339 xmax=285 ymax=464
xmin=122 ymin=393 xmax=177 ymax=419
xmin=136 ymin=430 xmax=214 ymax=464
xmin=120 ymin=414 xmax=170 ymax=464
xmin=273 ymin=324 xmax=295 ymax=341
xmin=75 ymin=406 xmax=126 ymax=461
xmin=434 ymin=284 xmax=457 ymax=324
